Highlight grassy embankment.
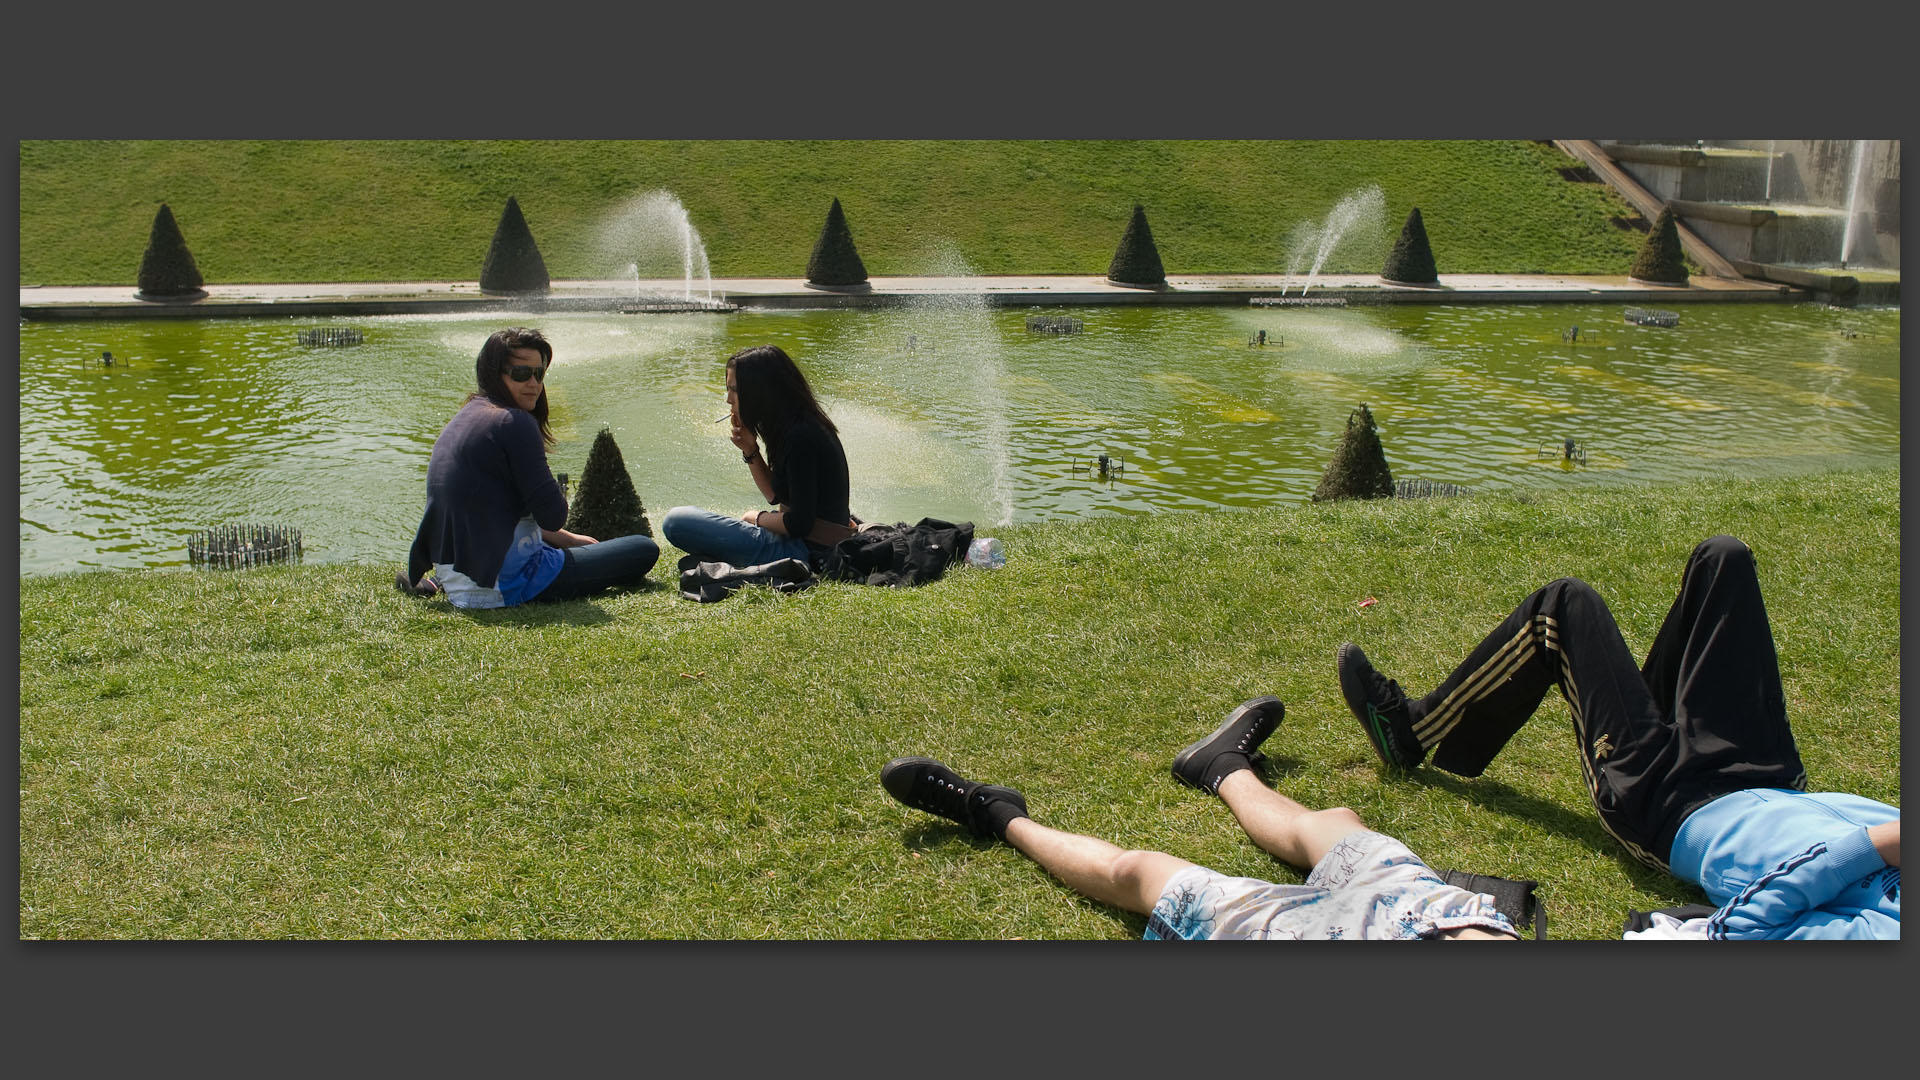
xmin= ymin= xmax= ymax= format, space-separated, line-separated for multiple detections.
xmin=20 ymin=140 xmax=1648 ymax=284
xmin=19 ymin=469 xmax=1898 ymax=939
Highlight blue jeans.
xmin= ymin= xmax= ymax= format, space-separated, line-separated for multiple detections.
xmin=533 ymin=533 xmax=661 ymax=601
xmin=660 ymin=505 xmax=811 ymax=567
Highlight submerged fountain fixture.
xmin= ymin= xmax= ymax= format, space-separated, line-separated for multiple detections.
xmin=1281 ymin=185 xmax=1386 ymax=295
xmin=1624 ymin=307 xmax=1680 ymax=327
xmin=1074 ymin=453 xmax=1127 ymax=480
xmin=188 ymin=523 xmax=303 ymax=569
xmin=1026 ymin=314 xmax=1084 ymax=334
xmin=1538 ymin=438 xmax=1588 ymax=465
xmin=1394 ymin=479 xmax=1468 ymax=499
xmin=1251 ymin=296 xmax=1347 ymax=308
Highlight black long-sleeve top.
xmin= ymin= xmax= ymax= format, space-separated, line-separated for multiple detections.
xmin=767 ymin=414 xmax=852 ymax=542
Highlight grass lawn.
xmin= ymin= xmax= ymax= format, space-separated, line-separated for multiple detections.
xmin=19 ymin=140 xmax=1647 ymax=284
xmin=17 ymin=468 xmax=1898 ymax=939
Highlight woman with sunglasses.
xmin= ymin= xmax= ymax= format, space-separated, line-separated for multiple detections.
xmin=660 ymin=344 xmax=859 ymax=569
xmin=401 ymin=327 xmax=659 ymax=607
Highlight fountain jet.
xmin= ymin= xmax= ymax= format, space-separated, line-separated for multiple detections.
xmin=1281 ymin=185 xmax=1386 ymax=295
xmin=895 ymin=243 xmax=1016 ymax=527
xmin=598 ymin=190 xmax=714 ymax=301
xmin=1839 ymin=139 xmax=1867 ymax=269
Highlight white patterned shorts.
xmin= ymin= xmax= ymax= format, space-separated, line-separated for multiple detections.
xmin=1143 ymin=829 xmax=1518 ymax=940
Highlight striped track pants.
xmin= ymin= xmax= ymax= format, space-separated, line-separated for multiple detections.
xmin=1407 ymin=536 xmax=1806 ymax=871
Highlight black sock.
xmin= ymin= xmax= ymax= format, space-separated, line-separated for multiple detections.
xmin=1202 ymin=752 xmax=1253 ymax=794
xmin=979 ymin=797 xmax=1028 ymax=840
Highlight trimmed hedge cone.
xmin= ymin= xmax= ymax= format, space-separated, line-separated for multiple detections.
xmin=1311 ymin=404 xmax=1395 ymax=502
xmin=1628 ymin=205 xmax=1688 ymax=286
xmin=566 ymin=427 xmax=653 ymax=540
xmin=479 ymin=196 xmax=551 ymax=295
xmin=1381 ymin=207 xmax=1440 ymax=286
xmin=1107 ymin=203 xmax=1167 ymax=287
xmin=805 ymin=197 xmax=869 ymax=287
xmin=134 ymin=203 xmax=207 ymax=300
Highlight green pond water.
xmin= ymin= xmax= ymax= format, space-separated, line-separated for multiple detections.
xmin=17 ymin=300 xmax=1900 ymax=575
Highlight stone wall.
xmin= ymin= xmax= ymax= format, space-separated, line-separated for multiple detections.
xmin=1603 ymin=140 xmax=1899 ymax=269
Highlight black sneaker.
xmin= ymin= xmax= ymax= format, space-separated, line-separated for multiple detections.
xmin=881 ymin=757 xmax=1028 ymax=838
xmin=1172 ymin=696 xmax=1285 ymax=793
xmin=1337 ymin=643 xmax=1426 ymax=769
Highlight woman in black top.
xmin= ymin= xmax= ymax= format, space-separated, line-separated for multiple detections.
xmin=661 ymin=345 xmax=857 ymax=569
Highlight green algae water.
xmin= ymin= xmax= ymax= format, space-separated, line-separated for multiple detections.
xmin=17 ymin=301 xmax=1899 ymax=574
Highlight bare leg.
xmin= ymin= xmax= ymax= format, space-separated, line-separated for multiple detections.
xmin=1215 ymin=770 xmax=1366 ymax=871
xmin=1003 ymin=817 xmax=1195 ymax=915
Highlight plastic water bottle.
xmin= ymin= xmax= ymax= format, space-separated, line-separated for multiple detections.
xmin=966 ymin=537 xmax=1006 ymax=569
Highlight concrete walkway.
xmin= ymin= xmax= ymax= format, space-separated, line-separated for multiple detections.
xmin=19 ymin=271 xmax=1801 ymax=320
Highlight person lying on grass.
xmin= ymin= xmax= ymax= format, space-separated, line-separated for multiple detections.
xmin=882 ymin=697 xmax=1519 ymax=940
xmin=1337 ymin=535 xmax=1899 ymax=940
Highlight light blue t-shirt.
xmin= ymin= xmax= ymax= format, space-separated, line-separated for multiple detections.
xmin=1669 ymin=788 xmax=1899 ymax=939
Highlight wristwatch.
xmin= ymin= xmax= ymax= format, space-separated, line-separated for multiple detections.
xmin=743 ymin=450 xmax=759 ymax=464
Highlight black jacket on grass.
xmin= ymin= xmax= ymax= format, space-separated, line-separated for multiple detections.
xmin=821 ymin=518 xmax=974 ymax=587
xmin=677 ymin=554 xmax=817 ymax=603
xmin=676 ymin=519 xmax=973 ymax=600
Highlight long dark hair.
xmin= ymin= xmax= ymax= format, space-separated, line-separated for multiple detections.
xmin=729 ymin=344 xmax=836 ymax=464
xmin=471 ymin=326 xmax=555 ymax=449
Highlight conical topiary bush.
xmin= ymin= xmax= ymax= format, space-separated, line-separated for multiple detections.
xmin=566 ymin=427 xmax=653 ymax=539
xmin=1628 ymin=205 xmax=1688 ymax=285
xmin=134 ymin=203 xmax=207 ymax=301
xmin=805 ymin=197 xmax=869 ymax=288
xmin=1106 ymin=203 xmax=1167 ymax=287
xmin=1380 ymin=207 xmax=1440 ymax=286
xmin=479 ymin=196 xmax=551 ymax=295
xmin=1311 ymin=404 xmax=1394 ymax=502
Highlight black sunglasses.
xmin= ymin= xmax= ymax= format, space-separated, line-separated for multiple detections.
xmin=504 ymin=363 xmax=549 ymax=384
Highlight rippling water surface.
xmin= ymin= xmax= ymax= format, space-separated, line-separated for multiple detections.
xmin=18 ymin=302 xmax=1899 ymax=574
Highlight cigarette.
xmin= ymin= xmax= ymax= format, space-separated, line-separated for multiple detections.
xmin=715 ymin=415 xmax=731 ymax=424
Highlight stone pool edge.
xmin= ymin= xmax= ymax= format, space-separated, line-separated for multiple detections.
xmin=18 ymin=272 xmax=1820 ymax=321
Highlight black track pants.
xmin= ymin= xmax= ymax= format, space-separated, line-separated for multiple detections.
xmin=1408 ymin=536 xmax=1806 ymax=869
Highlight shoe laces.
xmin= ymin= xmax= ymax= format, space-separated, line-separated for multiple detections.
xmin=918 ymin=771 xmax=970 ymax=814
